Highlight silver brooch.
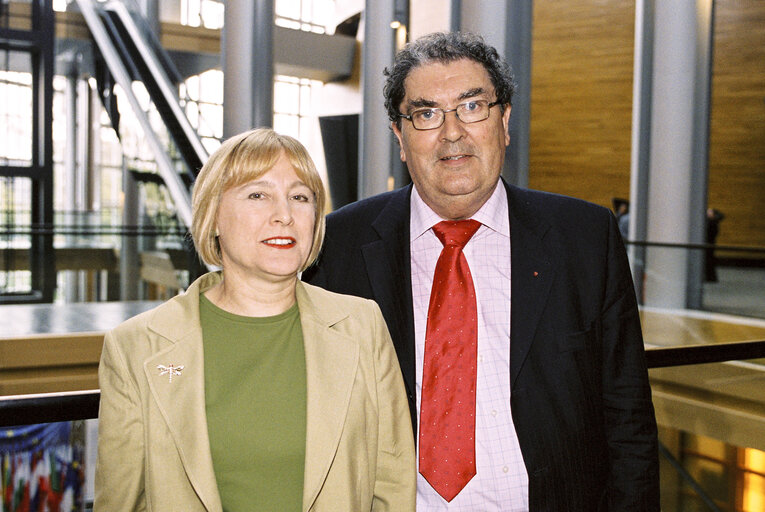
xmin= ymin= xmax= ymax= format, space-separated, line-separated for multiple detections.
xmin=157 ymin=364 xmax=184 ymax=382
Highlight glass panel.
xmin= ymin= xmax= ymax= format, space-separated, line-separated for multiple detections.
xmin=743 ymin=448 xmax=765 ymax=511
xmin=659 ymin=429 xmax=765 ymax=512
xmin=185 ymin=102 xmax=200 ymax=129
xmin=276 ymin=0 xmax=301 ymax=20
xmin=0 ymin=52 xmax=34 ymax=167
xmin=299 ymin=80 xmax=312 ymax=116
xmin=198 ymin=103 xmax=222 ymax=138
xmin=299 ymin=116 xmax=313 ymax=140
xmin=275 ymin=0 xmax=327 ymax=33
xmin=185 ymin=75 xmax=200 ymax=102
xmin=274 ymin=79 xmax=301 ymax=116
xmin=181 ymin=70 xmax=223 ymax=144
xmin=202 ymin=137 xmax=222 ymax=155
xmin=275 ymin=18 xmax=301 ymax=30
xmin=181 ymin=0 xmax=201 ymax=27
xmin=0 ymin=176 xmax=31 ymax=244
xmin=743 ymin=472 xmax=765 ymax=512
xmin=200 ymin=0 xmax=224 ymax=29
xmin=199 ymin=70 xmax=223 ymax=104
xmin=311 ymin=0 xmax=334 ymax=29
xmin=1 ymin=0 xmax=33 ymax=31
xmin=1 ymin=176 xmax=32 ymax=294
xmin=273 ymin=113 xmax=299 ymax=139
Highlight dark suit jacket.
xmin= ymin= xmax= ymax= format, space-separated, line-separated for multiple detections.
xmin=303 ymin=180 xmax=660 ymax=511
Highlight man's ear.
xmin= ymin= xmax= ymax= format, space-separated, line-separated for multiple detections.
xmin=502 ymin=104 xmax=512 ymax=146
xmin=391 ymin=121 xmax=407 ymax=162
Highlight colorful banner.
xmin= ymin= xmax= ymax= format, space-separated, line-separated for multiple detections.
xmin=1 ymin=423 xmax=83 ymax=512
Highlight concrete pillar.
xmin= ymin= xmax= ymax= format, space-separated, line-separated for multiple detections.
xmin=632 ymin=0 xmax=714 ymax=309
xmin=76 ymin=78 xmax=93 ymax=299
xmin=223 ymin=0 xmax=274 ymax=137
xmin=64 ymin=72 xmax=79 ymax=303
xmin=450 ymin=0 xmax=461 ymax=32
xmin=502 ymin=1 xmax=531 ymax=189
xmin=120 ymin=156 xmax=141 ymax=301
xmin=460 ymin=0 xmax=531 ymax=188
xmin=87 ymin=79 xmax=101 ymax=213
xmin=76 ymin=79 xmax=90 ymax=212
xmin=685 ymin=1 xmax=714 ymax=309
xmin=64 ymin=73 xmax=78 ymax=226
xmin=359 ymin=0 xmax=396 ymax=198
xmin=628 ymin=0 xmax=655 ymax=301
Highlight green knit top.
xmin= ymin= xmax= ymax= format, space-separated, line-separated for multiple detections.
xmin=200 ymin=294 xmax=307 ymax=511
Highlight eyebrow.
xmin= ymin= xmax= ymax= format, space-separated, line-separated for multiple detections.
xmin=239 ymin=179 xmax=309 ymax=190
xmin=405 ymin=87 xmax=488 ymax=110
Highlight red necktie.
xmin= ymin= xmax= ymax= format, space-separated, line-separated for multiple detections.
xmin=419 ymin=219 xmax=481 ymax=502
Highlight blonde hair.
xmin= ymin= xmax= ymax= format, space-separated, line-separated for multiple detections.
xmin=191 ymin=128 xmax=326 ymax=270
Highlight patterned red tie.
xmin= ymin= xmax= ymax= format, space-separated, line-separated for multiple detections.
xmin=419 ymin=219 xmax=481 ymax=502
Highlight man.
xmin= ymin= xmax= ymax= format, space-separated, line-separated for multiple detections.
xmin=304 ymin=32 xmax=659 ymax=511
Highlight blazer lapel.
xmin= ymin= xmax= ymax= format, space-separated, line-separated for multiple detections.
xmin=506 ymin=183 xmax=556 ymax=388
xmin=362 ymin=185 xmax=416 ymax=399
xmin=297 ymin=283 xmax=360 ymax=512
xmin=144 ymin=274 xmax=223 ymax=512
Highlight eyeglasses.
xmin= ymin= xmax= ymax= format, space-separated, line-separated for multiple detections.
xmin=398 ymin=100 xmax=502 ymax=130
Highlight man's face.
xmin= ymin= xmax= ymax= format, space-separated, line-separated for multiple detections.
xmin=392 ymin=58 xmax=511 ymax=220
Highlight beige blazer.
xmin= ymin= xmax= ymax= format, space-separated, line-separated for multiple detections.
xmin=94 ymin=272 xmax=415 ymax=511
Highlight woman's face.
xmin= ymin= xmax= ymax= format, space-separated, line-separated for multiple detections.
xmin=215 ymin=151 xmax=316 ymax=284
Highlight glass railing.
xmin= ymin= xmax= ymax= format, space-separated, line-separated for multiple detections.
xmin=1 ymin=236 xmax=765 ymax=510
xmin=2 ymin=341 xmax=765 ymax=511
xmin=1 ymin=215 xmax=193 ymax=301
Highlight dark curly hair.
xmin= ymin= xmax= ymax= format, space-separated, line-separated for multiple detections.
xmin=383 ymin=31 xmax=516 ymax=128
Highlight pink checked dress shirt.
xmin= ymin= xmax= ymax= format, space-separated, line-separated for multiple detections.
xmin=410 ymin=182 xmax=529 ymax=511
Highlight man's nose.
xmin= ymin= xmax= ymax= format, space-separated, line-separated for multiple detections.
xmin=439 ymin=109 xmax=466 ymax=141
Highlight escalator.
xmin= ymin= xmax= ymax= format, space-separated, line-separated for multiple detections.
xmin=75 ymin=0 xmax=209 ymax=229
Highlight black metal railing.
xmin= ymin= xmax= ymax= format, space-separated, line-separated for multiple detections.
xmin=2 ymin=339 xmax=765 ymax=427
xmin=1 ymin=390 xmax=100 ymax=426
xmin=645 ymin=339 xmax=765 ymax=368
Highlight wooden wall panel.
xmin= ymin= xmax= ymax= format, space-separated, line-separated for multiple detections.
xmin=0 ymin=333 xmax=103 ymax=395
xmin=529 ymin=0 xmax=635 ymax=210
xmin=528 ymin=0 xmax=765 ymax=250
xmin=708 ymin=2 xmax=765 ymax=248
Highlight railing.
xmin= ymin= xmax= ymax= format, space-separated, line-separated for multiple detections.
xmin=2 ymin=340 xmax=764 ymax=512
xmin=1 ymin=389 xmax=100 ymax=426
xmin=3 ymin=340 xmax=765 ymax=427
xmin=1 ymin=236 xmax=763 ymax=509
xmin=645 ymin=339 xmax=765 ymax=368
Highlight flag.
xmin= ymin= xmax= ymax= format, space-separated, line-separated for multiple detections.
xmin=1 ymin=423 xmax=83 ymax=512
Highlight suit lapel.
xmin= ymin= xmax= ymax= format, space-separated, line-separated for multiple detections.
xmin=297 ymin=282 xmax=360 ymax=512
xmin=144 ymin=274 xmax=223 ymax=512
xmin=506 ymin=183 xmax=556 ymax=388
xmin=362 ymin=186 xmax=416 ymax=398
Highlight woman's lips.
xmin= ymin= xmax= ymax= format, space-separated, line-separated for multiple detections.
xmin=262 ymin=237 xmax=296 ymax=249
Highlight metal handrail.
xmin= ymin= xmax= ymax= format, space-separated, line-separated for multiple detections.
xmin=2 ymin=339 xmax=765 ymax=427
xmin=1 ymin=390 xmax=100 ymax=426
xmin=106 ymin=0 xmax=209 ymax=167
xmin=645 ymin=339 xmax=765 ymax=368
xmin=625 ymin=239 xmax=765 ymax=255
xmin=75 ymin=0 xmax=193 ymax=228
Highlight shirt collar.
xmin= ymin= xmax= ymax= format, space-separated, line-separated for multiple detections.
xmin=410 ymin=180 xmax=509 ymax=242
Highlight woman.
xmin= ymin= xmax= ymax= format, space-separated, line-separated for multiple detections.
xmin=94 ymin=128 xmax=415 ymax=511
